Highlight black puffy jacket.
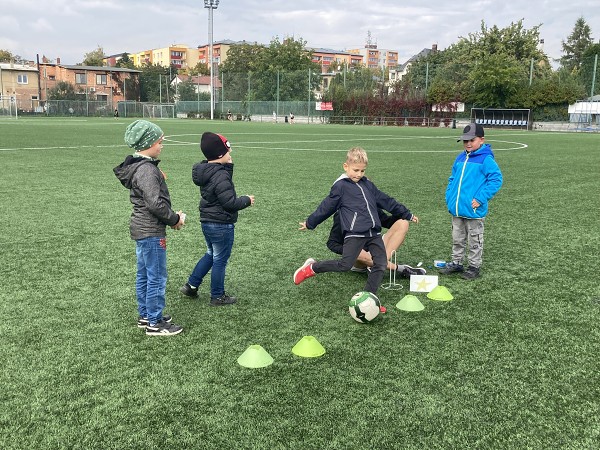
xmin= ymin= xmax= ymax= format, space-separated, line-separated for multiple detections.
xmin=192 ymin=161 xmax=251 ymax=223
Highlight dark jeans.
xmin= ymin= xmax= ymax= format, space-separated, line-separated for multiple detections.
xmin=188 ymin=222 xmax=234 ymax=298
xmin=313 ymin=235 xmax=387 ymax=294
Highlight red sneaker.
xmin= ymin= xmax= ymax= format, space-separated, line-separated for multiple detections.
xmin=293 ymin=258 xmax=316 ymax=285
xmin=379 ymin=305 xmax=387 ymax=314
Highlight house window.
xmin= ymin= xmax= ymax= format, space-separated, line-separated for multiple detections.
xmin=96 ymin=74 xmax=107 ymax=85
xmin=17 ymin=74 xmax=28 ymax=84
xmin=75 ymin=73 xmax=86 ymax=84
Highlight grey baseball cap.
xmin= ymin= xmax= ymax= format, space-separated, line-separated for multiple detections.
xmin=457 ymin=123 xmax=485 ymax=141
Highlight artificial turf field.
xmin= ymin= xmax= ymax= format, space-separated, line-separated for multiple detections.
xmin=0 ymin=117 xmax=598 ymax=449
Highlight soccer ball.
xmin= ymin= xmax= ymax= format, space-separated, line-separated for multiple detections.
xmin=348 ymin=291 xmax=381 ymax=323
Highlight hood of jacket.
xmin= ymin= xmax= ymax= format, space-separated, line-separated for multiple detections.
xmin=114 ymin=155 xmax=159 ymax=189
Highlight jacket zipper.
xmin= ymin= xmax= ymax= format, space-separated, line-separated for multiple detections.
xmin=455 ymin=152 xmax=469 ymax=215
xmin=356 ymin=183 xmax=376 ymax=229
xmin=350 ymin=212 xmax=357 ymax=230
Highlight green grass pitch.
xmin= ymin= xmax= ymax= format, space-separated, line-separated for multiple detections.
xmin=0 ymin=117 xmax=598 ymax=449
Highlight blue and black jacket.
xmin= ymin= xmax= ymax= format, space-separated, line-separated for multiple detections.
xmin=445 ymin=143 xmax=503 ymax=219
xmin=306 ymin=174 xmax=413 ymax=238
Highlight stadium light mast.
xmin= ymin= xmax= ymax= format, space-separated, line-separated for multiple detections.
xmin=204 ymin=0 xmax=219 ymax=120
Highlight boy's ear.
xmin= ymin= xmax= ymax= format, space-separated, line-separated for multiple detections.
xmin=342 ymin=162 xmax=348 ymax=170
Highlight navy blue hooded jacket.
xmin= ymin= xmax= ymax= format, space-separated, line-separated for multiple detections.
xmin=306 ymin=174 xmax=413 ymax=238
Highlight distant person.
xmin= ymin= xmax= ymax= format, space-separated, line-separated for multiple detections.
xmin=113 ymin=120 xmax=185 ymax=336
xmin=227 ymin=109 xmax=233 ymax=121
xmin=114 ymin=108 xmax=119 ymax=119
xmin=273 ymin=111 xmax=277 ymax=123
xmin=290 ymin=112 xmax=295 ymax=124
xmin=180 ymin=132 xmax=255 ymax=305
xmin=439 ymin=123 xmax=503 ymax=280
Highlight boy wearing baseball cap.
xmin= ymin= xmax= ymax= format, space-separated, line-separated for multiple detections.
xmin=180 ymin=132 xmax=254 ymax=305
xmin=440 ymin=123 xmax=503 ymax=280
xmin=114 ymin=120 xmax=185 ymax=336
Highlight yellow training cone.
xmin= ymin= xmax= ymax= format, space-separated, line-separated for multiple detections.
xmin=396 ymin=295 xmax=425 ymax=312
xmin=427 ymin=285 xmax=454 ymax=301
xmin=292 ymin=336 xmax=326 ymax=358
xmin=237 ymin=344 xmax=274 ymax=368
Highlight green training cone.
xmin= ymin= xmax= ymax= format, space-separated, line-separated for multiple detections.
xmin=427 ymin=285 xmax=454 ymax=301
xmin=292 ymin=336 xmax=326 ymax=358
xmin=237 ymin=344 xmax=274 ymax=368
xmin=396 ymin=295 xmax=425 ymax=312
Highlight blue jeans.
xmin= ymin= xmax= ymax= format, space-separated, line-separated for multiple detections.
xmin=135 ymin=236 xmax=167 ymax=326
xmin=188 ymin=222 xmax=234 ymax=298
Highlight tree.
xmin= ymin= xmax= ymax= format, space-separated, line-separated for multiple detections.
xmin=47 ymin=81 xmax=78 ymax=100
xmin=0 ymin=49 xmax=27 ymax=64
xmin=0 ymin=49 xmax=14 ymax=62
xmin=220 ymin=37 xmax=320 ymax=102
xmin=138 ymin=63 xmax=171 ymax=102
xmin=580 ymin=43 xmax=600 ymax=97
xmin=176 ymin=79 xmax=209 ymax=101
xmin=115 ymin=54 xmax=135 ymax=70
xmin=82 ymin=46 xmax=107 ymax=67
xmin=560 ymin=17 xmax=594 ymax=73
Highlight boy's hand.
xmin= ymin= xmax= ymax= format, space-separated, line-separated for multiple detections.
xmin=471 ymin=199 xmax=481 ymax=208
xmin=298 ymin=221 xmax=308 ymax=231
xmin=411 ymin=215 xmax=419 ymax=224
xmin=247 ymin=195 xmax=255 ymax=206
xmin=172 ymin=210 xmax=185 ymax=230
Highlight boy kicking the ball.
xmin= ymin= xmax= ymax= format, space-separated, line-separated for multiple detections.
xmin=294 ymin=147 xmax=419 ymax=300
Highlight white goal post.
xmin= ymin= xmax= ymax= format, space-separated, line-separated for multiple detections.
xmin=470 ymin=108 xmax=530 ymax=129
xmin=142 ymin=103 xmax=175 ymax=119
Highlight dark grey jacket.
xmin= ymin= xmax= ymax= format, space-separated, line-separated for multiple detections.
xmin=114 ymin=155 xmax=180 ymax=240
xmin=192 ymin=161 xmax=251 ymax=223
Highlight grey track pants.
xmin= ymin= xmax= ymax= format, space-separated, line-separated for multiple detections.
xmin=450 ymin=216 xmax=485 ymax=268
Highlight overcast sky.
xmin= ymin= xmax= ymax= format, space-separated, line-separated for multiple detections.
xmin=1 ymin=0 xmax=598 ymax=66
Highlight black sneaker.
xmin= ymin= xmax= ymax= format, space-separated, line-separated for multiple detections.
xmin=137 ymin=315 xmax=172 ymax=328
xmin=180 ymin=283 xmax=198 ymax=298
xmin=145 ymin=319 xmax=183 ymax=336
xmin=397 ymin=265 xmax=427 ymax=278
xmin=210 ymin=293 xmax=237 ymax=306
xmin=461 ymin=266 xmax=481 ymax=280
xmin=439 ymin=262 xmax=464 ymax=275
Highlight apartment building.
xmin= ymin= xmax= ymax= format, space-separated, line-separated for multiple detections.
xmin=129 ymin=44 xmax=199 ymax=69
xmin=347 ymin=44 xmax=399 ymax=70
xmin=310 ymin=48 xmax=363 ymax=73
xmin=38 ymin=61 xmax=141 ymax=102
xmin=0 ymin=61 xmax=41 ymax=112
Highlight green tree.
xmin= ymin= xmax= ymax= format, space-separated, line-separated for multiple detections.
xmin=47 ymin=81 xmax=78 ymax=100
xmin=0 ymin=49 xmax=14 ymax=62
xmin=220 ymin=37 xmax=320 ymax=101
xmin=138 ymin=63 xmax=171 ymax=102
xmin=82 ymin=46 xmax=106 ymax=67
xmin=115 ymin=54 xmax=135 ymax=69
xmin=176 ymin=79 xmax=209 ymax=101
xmin=560 ymin=17 xmax=594 ymax=73
xmin=580 ymin=44 xmax=600 ymax=97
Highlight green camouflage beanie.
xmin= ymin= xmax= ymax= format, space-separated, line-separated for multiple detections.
xmin=124 ymin=120 xmax=164 ymax=151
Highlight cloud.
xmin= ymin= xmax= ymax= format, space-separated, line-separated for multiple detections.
xmin=31 ymin=18 xmax=54 ymax=33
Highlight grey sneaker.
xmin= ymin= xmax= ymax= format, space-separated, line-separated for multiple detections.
xmin=397 ymin=265 xmax=427 ymax=278
xmin=145 ymin=319 xmax=183 ymax=336
xmin=180 ymin=283 xmax=198 ymax=298
xmin=137 ymin=315 xmax=171 ymax=328
xmin=461 ymin=266 xmax=481 ymax=280
xmin=439 ymin=262 xmax=464 ymax=275
xmin=210 ymin=293 xmax=237 ymax=306
xmin=350 ymin=265 xmax=368 ymax=273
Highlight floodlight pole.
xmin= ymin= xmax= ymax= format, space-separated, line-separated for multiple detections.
xmin=204 ymin=0 xmax=219 ymax=120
